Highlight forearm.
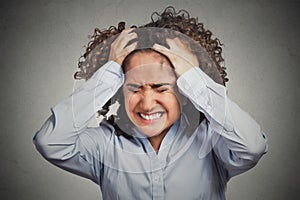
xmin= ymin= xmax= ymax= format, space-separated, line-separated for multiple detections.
xmin=33 ymin=61 xmax=123 ymax=163
xmin=177 ymin=67 xmax=267 ymax=176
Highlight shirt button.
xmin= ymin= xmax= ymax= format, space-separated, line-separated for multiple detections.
xmin=154 ymin=175 xmax=160 ymax=182
xmin=184 ymin=83 xmax=190 ymax=90
xmin=207 ymin=104 xmax=212 ymax=111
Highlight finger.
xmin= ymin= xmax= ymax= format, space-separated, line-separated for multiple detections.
xmin=125 ymin=41 xmax=138 ymax=53
xmin=152 ymin=43 xmax=170 ymax=53
xmin=118 ymin=32 xmax=137 ymax=48
xmin=152 ymin=43 xmax=177 ymax=59
xmin=123 ymin=27 xmax=136 ymax=33
xmin=153 ymin=39 xmax=181 ymax=55
xmin=114 ymin=41 xmax=138 ymax=65
xmin=120 ymin=28 xmax=137 ymax=37
xmin=127 ymin=32 xmax=138 ymax=40
xmin=166 ymin=38 xmax=184 ymax=51
xmin=113 ymin=29 xmax=136 ymax=45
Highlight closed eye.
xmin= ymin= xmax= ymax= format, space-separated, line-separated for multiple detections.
xmin=151 ymin=83 xmax=172 ymax=93
xmin=126 ymin=83 xmax=173 ymax=93
xmin=155 ymin=87 xmax=169 ymax=93
xmin=127 ymin=83 xmax=142 ymax=93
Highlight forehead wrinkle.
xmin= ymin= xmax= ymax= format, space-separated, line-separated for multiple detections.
xmin=125 ymin=51 xmax=172 ymax=72
xmin=124 ymin=61 xmax=177 ymax=87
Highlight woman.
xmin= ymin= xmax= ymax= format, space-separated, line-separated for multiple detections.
xmin=33 ymin=6 xmax=267 ymax=199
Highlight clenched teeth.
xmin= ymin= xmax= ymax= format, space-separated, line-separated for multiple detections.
xmin=139 ymin=112 xmax=163 ymax=120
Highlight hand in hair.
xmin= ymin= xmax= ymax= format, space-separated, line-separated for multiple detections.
xmin=152 ymin=37 xmax=199 ymax=76
xmin=109 ymin=28 xmax=138 ymax=65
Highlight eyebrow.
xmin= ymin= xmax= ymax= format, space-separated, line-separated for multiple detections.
xmin=126 ymin=83 xmax=142 ymax=89
xmin=150 ymin=83 xmax=172 ymax=89
xmin=126 ymin=83 xmax=172 ymax=89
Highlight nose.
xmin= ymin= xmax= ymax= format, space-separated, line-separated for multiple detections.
xmin=139 ymin=89 xmax=156 ymax=112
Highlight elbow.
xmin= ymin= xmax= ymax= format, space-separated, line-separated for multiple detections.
xmin=33 ymin=128 xmax=77 ymax=161
xmin=33 ymin=115 xmax=59 ymax=159
xmin=33 ymin=132 xmax=75 ymax=161
xmin=33 ymin=120 xmax=59 ymax=160
xmin=33 ymin=112 xmax=78 ymax=161
xmin=33 ymin=130 xmax=53 ymax=159
xmin=245 ymin=132 xmax=268 ymax=161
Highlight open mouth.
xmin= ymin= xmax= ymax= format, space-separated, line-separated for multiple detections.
xmin=138 ymin=112 xmax=164 ymax=121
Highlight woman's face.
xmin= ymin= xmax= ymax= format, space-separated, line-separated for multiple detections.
xmin=122 ymin=50 xmax=181 ymax=138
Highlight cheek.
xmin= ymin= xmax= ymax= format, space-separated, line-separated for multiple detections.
xmin=160 ymin=93 xmax=181 ymax=112
xmin=124 ymin=94 xmax=139 ymax=113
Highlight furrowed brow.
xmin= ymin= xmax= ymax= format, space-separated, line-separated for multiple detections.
xmin=126 ymin=83 xmax=142 ymax=89
xmin=126 ymin=83 xmax=173 ymax=90
xmin=150 ymin=83 xmax=172 ymax=89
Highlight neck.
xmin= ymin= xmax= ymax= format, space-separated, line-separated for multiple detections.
xmin=148 ymin=128 xmax=169 ymax=153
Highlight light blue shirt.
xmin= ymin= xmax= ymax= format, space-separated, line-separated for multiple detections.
xmin=33 ymin=61 xmax=267 ymax=200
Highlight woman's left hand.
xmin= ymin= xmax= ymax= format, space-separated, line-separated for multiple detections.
xmin=152 ymin=37 xmax=199 ymax=77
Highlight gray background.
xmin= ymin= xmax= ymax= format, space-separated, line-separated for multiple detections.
xmin=1 ymin=0 xmax=299 ymax=199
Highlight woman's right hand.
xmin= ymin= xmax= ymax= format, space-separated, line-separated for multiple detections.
xmin=108 ymin=28 xmax=138 ymax=65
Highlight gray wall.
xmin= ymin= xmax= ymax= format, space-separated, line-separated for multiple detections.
xmin=1 ymin=0 xmax=299 ymax=199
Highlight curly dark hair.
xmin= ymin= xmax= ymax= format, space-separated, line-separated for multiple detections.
xmin=75 ymin=6 xmax=228 ymax=82
xmin=74 ymin=6 xmax=228 ymax=135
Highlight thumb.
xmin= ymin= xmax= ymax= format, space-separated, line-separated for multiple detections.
xmin=152 ymin=44 xmax=172 ymax=57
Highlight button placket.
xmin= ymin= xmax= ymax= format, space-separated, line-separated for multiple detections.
xmin=151 ymin=156 xmax=164 ymax=200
